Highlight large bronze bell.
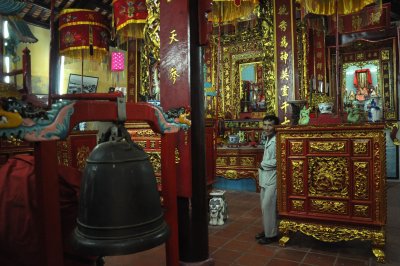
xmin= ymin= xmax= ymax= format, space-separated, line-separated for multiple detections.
xmin=71 ymin=125 xmax=169 ymax=256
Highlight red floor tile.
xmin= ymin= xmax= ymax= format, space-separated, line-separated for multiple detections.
xmin=302 ymin=252 xmax=336 ymax=265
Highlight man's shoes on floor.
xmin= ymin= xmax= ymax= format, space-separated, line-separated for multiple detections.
xmin=255 ymin=231 xmax=265 ymax=240
xmin=257 ymin=235 xmax=279 ymax=245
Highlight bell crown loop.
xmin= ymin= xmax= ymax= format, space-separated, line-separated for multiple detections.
xmin=87 ymin=124 xmax=148 ymax=163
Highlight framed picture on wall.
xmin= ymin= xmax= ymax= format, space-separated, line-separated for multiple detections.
xmin=67 ymin=74 xmax=98 ymax=94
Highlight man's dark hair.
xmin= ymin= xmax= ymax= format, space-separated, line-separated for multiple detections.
xmin=263 ymin=114 xmax=280 ymax=125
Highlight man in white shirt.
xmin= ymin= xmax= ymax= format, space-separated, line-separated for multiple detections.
xmin=255 ymin=114 xmax=280 ymax=245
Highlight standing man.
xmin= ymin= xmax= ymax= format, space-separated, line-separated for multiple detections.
xmin=255 ymin=114 xmax=280 ymax=245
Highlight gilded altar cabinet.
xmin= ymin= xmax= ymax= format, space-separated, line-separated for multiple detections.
xmin=276 ymin=124 xmax=386 ymax=263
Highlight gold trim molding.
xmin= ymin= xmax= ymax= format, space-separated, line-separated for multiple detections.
xmin=279 ymin=219 xmax=385 ymax=263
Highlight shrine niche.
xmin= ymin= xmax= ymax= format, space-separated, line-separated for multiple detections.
xmin=329 ymin=38 xmax=398 ymax=121
xmin=205 ymin=1 xmax=275 ymax=120
xmin=209 ymin=30 xmax=268 ymax=119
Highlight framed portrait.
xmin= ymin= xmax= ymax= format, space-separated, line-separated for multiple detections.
xmin=34 ymin=94 xmax=49 ymax=105
xmin=67 ymin=74 xmax=98 ymax=94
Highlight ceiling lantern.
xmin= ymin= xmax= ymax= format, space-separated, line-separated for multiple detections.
xmin=209 ymin=0 xmax=259 ymax=23
xmin=112 ymin=0 xmax=148 ymax=42
xmin=59 ymin=9 xmax=110 ymax=61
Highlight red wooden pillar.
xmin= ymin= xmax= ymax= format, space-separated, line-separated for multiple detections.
xmin=159 ymin=0 xmax=192 ymax=199
xmin=34 ymin=141 xmax=64 ymax=266
xmin=161 ymin=133 xmax=179 ymax=266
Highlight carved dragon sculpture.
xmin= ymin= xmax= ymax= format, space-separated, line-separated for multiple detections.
xmin=1 ymin=99 xmax=191 ymax=141
xmin=1 ymin=100 xmax=75 ymax=141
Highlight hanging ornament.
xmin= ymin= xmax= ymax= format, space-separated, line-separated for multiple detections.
xmin=112 ymin=0 xmax=148 ymax=43
xmin=209 ymin=0 xmax=258 ymax=23
xmin=59 ymin=9 xmax=110 ymax=62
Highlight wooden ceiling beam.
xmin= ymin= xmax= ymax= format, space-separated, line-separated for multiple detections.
xmin=23 ymin=14 xmax=50 ymax=29
xmin=70 ymin=0 xmax=112 ymax=13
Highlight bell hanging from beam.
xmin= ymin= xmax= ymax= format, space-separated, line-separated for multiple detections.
xmin=71 ymin=124 xmax=169 ymax=256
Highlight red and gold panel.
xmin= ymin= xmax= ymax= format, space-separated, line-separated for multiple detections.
xmin=216 ymin=146 xmax=264 ymax=192
xmin=312 ymin=29 xmax=326 ymax=92
xmin=56 ymin=131 xmax=98 ymax=171
xmin=353 ymin=204 xmax=371 ymax=219
xmin=274 ymin=0 xmax=297 ymax=125
xmin=159 ymin=0 xmax=192 ymax=197
xmin=289 ymin=141 xmax=304 ymax=155
xmin=309 ymin=199 xmax=348 ymax=216
xmin=328 ymin=3 xmax=391 ymax=35
xmin=289 ymin=159 xmax=305 ymax=196
xmin=352 ymin=160 xmax=370 ymax=200
xmin=308 ymin=157 xmax=349 ymax=198
xmin=290 ymin=199 xmax=306 ymax=212
xmin=352 ymin=139 xmax=371 ymax=156
xmin=308 ymin=140 xmax=347 ymax=154
xmin=277 ymin=124 xmax=386 ymax=225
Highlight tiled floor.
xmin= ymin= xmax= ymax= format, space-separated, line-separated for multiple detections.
xmin=105 ymin=182 xmax=400 ymax=266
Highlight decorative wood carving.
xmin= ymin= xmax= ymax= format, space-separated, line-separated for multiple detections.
xmin=277 ymin=124 xmax=386 ymax=263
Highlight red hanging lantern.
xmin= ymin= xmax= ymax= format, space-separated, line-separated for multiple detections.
xmin=112 ymin=0 xmax=148 ymax=41
xmin=59 ymin=9 xmax=110 ymax=61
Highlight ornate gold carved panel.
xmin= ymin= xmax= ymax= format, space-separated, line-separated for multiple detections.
xmin=229 ymin=157 xmax=237 ymax=166
xmin=289 ymin=141 xmax=303 ymax=155
xmin=240 ymin=156 xmax=255 ymax=167
xmin=353 ymin=140 xmax=370 ymax=155
xmin=216 ymin=157 xmax=227 ymax=166
xmin=354 ymin=204 xmax=370 ymax=218
xmin=276 ymin=124 xmax=386 ymax=260
xmin=291 ymin=199 xmax=305 ymax=212
xmin=148 ymin=152 xmax=161 ymax=174
xmin=209 ymin=23 xmax=276 ymax=118
xmin=290 ymin=160 xmax=304 ymax=195
xmin=76 ymin=146 xmax=91 ymax=171
xmin=216 ymin=147 xmax=263 ymax=192
xmin=56 ymin=131 xmax=98 ymax=170
xmin=308 ymin=157 xmax=349 ymax=198
xmin=353 ymin=161 xmax=369 ymax=200
xmin=309 ymin=141 xmax=346 ymax=153
xmin=310 ymin=199 xmax=348 ymax=215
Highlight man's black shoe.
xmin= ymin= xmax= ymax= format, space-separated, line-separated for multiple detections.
xmin=257 ymin=236 xmax=279 ymax=245
xmin=255 ymin=232 xmax=265 ymax=240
